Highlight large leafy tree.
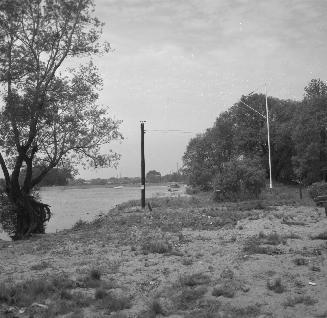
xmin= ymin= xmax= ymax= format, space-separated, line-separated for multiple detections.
xmin=183 ymin=111 xmax=234 ymax=189
xmin=292 ymin=79 xmax=327 ymax=184
xmin=0 ymin=0 xmax=122 ymax=239
xmin=183 ymin=93 xmax=298 ymax=188
xmin=231 ymin=94 xmax=298 ymax=182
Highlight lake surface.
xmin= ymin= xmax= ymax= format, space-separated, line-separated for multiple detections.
xmin=0 ymin=184 xmax=183 ymax=240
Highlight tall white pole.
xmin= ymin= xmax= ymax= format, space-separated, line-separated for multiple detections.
xmin=265 ymin=84 xmax=273 ymax=189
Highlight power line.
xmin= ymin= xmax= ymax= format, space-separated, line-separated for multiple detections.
xmin=146 ymin=129 xmax=195 ymax=134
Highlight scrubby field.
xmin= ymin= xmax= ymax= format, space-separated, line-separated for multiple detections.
xmin=1 ymin=185 xmax=327 ymax=318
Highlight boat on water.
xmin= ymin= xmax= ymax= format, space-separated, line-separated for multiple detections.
xmin=113 ymin=186 xmax=124 ymax=189
xmin=168 ymin=183 xmax=180 ymax=189
xmin=168 ymin=183 xmax=181 ymax=192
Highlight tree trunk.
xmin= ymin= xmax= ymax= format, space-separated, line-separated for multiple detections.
xmin=8 ymin=187 xmax=51 ymax=240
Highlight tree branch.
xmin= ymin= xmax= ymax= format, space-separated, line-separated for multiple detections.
xmin=31 ymin=161 xmax=56 ymax=188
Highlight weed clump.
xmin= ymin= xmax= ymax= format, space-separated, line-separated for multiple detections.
xmin=283 ymin=295 xmax=317 ymax=307
xmin=72 ymin=219 xmax=89 ymax=231
xmin=141 ymin=239 xmax=172 ymax=254
xmin=212 ymin=285 xmax=235 ymax=298
xmin=293 ymin=258 xmax=308 ymax=266
xmin=311 ymin=231 xmax=327 ymax=240
xmin=97 ymin=292 xmax=132 ymax=312
xmin=266 ymin=277 xmax=285 ymax=294
xmin=180 ymin=273 xmax=211 ymax=287
xmin=243 ymin=235 xmax=283 ymax=255
xmin=90 ymin=268 xmax=101 ymax=281
xmin=95 ymin=287 xmax=107 ymax=300
xmin=178 ymin=286 xmax=208 ymax=310
xmin=30 ymin=261 xmax=50 ymax=271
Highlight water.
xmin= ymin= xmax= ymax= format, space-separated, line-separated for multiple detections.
xmin=0 ymin=184 xmax=182 ymax=240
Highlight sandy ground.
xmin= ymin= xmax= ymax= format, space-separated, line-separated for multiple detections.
xmin=1 ymin=198 xmax=327 ymax=318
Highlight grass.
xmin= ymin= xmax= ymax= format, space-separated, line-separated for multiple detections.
xmin=178 ymin=286 xmax=208 ymax=310
xmin=311 ymin=231 xmax=327 ymax=240
xmin=0 ymin=268 xmax=124 ymax=317
xmin=260 ymin=183 xmax=314 ymax=206
xmin=182 ymin=258 xmax=194 ymax=266
xmin=282 ymin=218 xmax=306 ymax=226
xmin=0 ymin=186 xmax=322 ymax=317
xmin=96 ymin=292 xmax=132 ymax=312
xmin=293 ymin=258 xmax=308 ymax=266
xmin=243 ymin=231 xmax=301 ymax=255
xmin=179 ymin=273 xmax=211 ymax=287
xmin=141 ymin=239 xmax=172 ymax=254
xmin=30 ymin=260 xmax=51 ymax=271
xmin=212 ymin=284 xmax=235 ymax=298
xmin=148 ymin=298 xmax=168 ymax=316
xmin=0 ymin=274 xmax=91 ymax=311
xmin=95 ymin=287 xmax=107 ymax=300
xmin=283 ymin=295 xmax=317 ymax=307
xmin=90 ymin=268 xmax=101 ymax=280
xmin=243 ymin=235 xmax=283 ymax=255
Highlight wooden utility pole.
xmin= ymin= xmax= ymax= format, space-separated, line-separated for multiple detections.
xmin=141 ymin=122 xmax=146 ymax=208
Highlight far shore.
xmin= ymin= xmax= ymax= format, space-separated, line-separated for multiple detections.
xmin=39 ymin=182 xmax=184 ymax=191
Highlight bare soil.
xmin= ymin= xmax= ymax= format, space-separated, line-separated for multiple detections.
xmin=1 ymin=192 xmax=327 ymax=318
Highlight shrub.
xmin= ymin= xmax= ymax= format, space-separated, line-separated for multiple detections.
xmin=0 ymin=192 xmax=17 ymax=237
xmin=72 ymin=219 xmax=88 ymax=231
xmin=213 ymin=158 xmax=266 ymax=202
xmin=141 ymin=239 xmax=172 ymax=254
xmin=90 ymin=269 xmax=101 ymax=280
xmin=307 ymin=181 xmax=327 ymax=199
xmin=283 ymin=295 xmax=317 ymax=307
xmin=266 ymin=277 xmax=285 ymax=293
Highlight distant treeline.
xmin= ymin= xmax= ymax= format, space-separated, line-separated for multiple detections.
xmin=0 ymin=169 xmax=187 ymax=188
xmin=183 ymin=79 xmax=327 ymax=189
xmin=70 ymin=171 xmax=187 ymax=186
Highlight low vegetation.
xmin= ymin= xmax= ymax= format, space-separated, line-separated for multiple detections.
xmin=1 ymin=186 xmax=325 ymax=317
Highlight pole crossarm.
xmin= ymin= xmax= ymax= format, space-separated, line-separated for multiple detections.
xmin=239 ymin=86 xmax=273 ymax=189
xmin=239 ymin=100 xmax=266 ymax=119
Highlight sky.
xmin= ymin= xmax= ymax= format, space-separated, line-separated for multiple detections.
xmin=3 ymin=0 xmax=327 ymax=180
xmin=82 ymin=0 xmax=327 ymax=179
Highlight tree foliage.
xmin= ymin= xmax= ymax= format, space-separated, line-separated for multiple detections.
xmin=183 ymin=79 xmax=327 ymax=190
xmin=292 ymin=79 xmax=327 ymax=183
xmin=213 ymin=157 xmax=266 ymax=201
xmin=146 ymin=170 xmax=161 ymax=183
xmin=0 ymin=0 xmax=122 ymax=239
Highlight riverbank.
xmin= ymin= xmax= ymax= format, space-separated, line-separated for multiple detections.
xmin=1 ymin=186 xmax=327 ymax=317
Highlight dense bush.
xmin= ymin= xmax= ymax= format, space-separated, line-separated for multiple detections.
xmin=0 ymin=187 xmax=42 ymax=238
xmin=213 ymin=158 xmax=266 ymax=201
xmin=307 ymin=181 xmax=327 ymax=199
xmin=0 ymin=192 xmax=16 ymax=237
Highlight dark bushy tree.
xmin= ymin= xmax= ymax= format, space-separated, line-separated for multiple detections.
xmin=0 ymin=0 xmax=122 ymax=239
xmin=183 ymin=93 xmax=298 ymax=189
xmin=292 ymin=79 xmax=327 ymax=184
xmin=146 ymin=170 xmax=161 ymax=183
xmin=213 ymin=157 xmax=266 ymax=201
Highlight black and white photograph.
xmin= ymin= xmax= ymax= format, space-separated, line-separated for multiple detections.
xmin=1 ymin=0 xmax=327 ymax=317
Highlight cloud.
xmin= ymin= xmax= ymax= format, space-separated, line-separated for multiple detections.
xmin=96 ymin=0 xmax=327 ymax=54
xmin=87 ymin=0 xmax=327 ymax=177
